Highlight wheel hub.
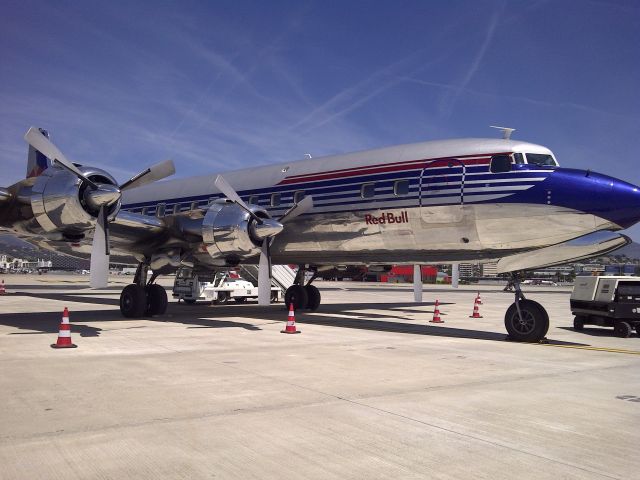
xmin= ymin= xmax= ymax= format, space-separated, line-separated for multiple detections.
xmin=513 ymin=311 xmax=535 ymax=334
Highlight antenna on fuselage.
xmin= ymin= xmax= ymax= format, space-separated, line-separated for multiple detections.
xmin=490 ymin=125 xmax=515 ymax=140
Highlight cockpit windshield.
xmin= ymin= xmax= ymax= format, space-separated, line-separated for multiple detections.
xmin=525 ymin=153 xmax=557 ymax=167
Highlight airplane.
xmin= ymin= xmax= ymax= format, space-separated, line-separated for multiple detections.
xmin=1 ymin=126 xmax=639 ymax=343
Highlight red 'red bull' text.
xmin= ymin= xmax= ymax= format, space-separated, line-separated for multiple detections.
xmin=364 ymin=211 xmax=408 ymax=225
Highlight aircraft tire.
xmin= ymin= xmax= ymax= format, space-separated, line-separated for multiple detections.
xmin=573 ymin=315 xmax=585 ymax=331
xmin=146 ymin=284 xmax=168 ymax=316
xmin=614 ymin=321 xmax=632 ymax=338
xmin=285 ymin=285 xmax=308 ymax=310
xmin=504 ymin=299 xmax=549 ymax=342
xmin=120 ymin=284 xmax=146 ymax=318
xmin=305 ymin=285 xmax=321 ymax=311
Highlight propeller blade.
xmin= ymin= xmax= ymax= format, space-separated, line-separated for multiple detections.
xmin=90 ymin=206 xmax=110 ymax=289
xmin=120 ymin=159 xmax=176 ymax=191
xmin=213 ymin=174 xmax=263 ymax=224
xmin=257 ymin=240 xmax=272 ymax=306
xmin=24 ymin=127 xmax=98 ymax=189
xmin=214 ymin=175 xmax=250 ymax=209
xmin=279 ymin=195 xmax=313 ymax=224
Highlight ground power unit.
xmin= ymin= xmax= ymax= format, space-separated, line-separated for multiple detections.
xmin=570 ymin=276 xmax=640 ymax=337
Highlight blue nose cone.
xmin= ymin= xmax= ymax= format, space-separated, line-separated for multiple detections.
xmin=608 ymin=177 xmax=640 ymax=229
xmin=549 ymin=169 xmax=640 ymax=229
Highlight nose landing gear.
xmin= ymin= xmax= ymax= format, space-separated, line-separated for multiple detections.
xmin=504 ymin=274 xmax=549 ymax=342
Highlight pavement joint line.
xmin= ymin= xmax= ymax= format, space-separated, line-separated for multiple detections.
xmin=0 ymin=357 xmax=632 ymax=471
xmin=213 ymin=360 xmax=622 ymax=480
xmin=533 ymin=343 xmax=640 ymax=355
xmin=332 ymin=398 xmax=621 ymax=480
xmin=0 ymin=355 xmax=631 ymax=479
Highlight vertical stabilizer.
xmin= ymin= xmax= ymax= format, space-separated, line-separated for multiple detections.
xmin=26 ymin=128 xmax=51 ymax=178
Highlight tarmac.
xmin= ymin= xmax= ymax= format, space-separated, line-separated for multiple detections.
xmin=0 ymin=274 xmax=639 ymax=479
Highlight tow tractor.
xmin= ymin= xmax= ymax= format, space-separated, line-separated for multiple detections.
xmin=570 ymin=276 xmax=640 ymax=338
xmin=172 ymin=268 xmax=281 ymax=304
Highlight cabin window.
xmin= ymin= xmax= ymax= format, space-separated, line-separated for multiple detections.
xmin=361 ymin=183 xmax=376 ymax=199
xmin=490 ymin=155 xmax=512 ymax=173
xmin=526 ymin=153 xmax=557 ymax=167
xmin=513 ymin=153 xmax=525 ymax=164
xmin=271 ymin=193 xmax=281 ymax=207
xmin=394 ymin=180 xmax=410 ymax=196
xmin=156 ymin=203 xmax=166 ymax=217
xmin=294 ymin=191 xmax=305 ymax=203
xmin=249 ymin=195 xmax=259 ymax=205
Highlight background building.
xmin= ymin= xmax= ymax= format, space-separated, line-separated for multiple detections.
xmin=481 ymin=262 xmax=498 ymax=277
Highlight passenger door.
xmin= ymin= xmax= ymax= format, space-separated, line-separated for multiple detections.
xmin=419 ymin=159 xmax=466 ymax=220
xmin=416 ymin=159 xmax=476 ymax=247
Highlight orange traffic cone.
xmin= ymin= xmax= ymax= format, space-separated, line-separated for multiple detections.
xmin=281 ymin=303 xmax=301 ymax=334
xmin=51 ymin=307 xmax=77 ymax=349
xmin=476 ymin=291 xmax=483 ymax=305
xmin=430 ymin=299 xmax=444 ymax=323
xmin=0 ymin=280 xmax=5 ymax=295
xmin=469 ymin=297 xmax=483 ymax=318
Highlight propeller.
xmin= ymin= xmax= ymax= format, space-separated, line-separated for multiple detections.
xmin=89 ymin=207 xmax=110 ymax=288
xmin=279 ymin=196 xmax=313 ymax=224
xmin=119 ymin=160 xmax=176 ymax=191
xmin=213 ymin=175 xmax=264 ymax=224
xmin=0 ymin=188 xmax=11 ymax=202
xmin=24 ymin=127 xmax=97 ymax=187
xmin=214 ymin=175 xmax=313 ymax=305
xmin=24 ymin=127 xmax=176 ymax=289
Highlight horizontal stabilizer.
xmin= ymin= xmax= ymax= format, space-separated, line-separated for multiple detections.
xmin=496 ymin=231 xmax=631 ymax=274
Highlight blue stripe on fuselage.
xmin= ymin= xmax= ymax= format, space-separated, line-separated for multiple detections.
xmin=121 ymin=165 xmax=554 ymax=214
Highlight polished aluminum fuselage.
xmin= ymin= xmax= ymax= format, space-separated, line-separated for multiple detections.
xmin=116 ymin=138 xmax=623 ymax=268
xmin=5 ymin=136 xmax=635 ymax=271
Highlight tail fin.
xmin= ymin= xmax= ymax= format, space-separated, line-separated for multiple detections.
xmin=26 ymin=128 xmax=51 ymax=178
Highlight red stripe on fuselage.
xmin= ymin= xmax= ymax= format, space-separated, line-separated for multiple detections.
xmin=277 ymin=153 xmax=505 ymax=186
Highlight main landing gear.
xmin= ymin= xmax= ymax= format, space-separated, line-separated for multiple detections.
xmin=120 ymin=262 xmax=168 ymax=318
xmin=284 ymin=266 xmax=321 ymax=311
xmin=504 ymin=274 xmax=549 ymax=342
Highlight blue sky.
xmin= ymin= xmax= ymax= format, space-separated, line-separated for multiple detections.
xmin=2 ymin=0 xmax=640 ymax=237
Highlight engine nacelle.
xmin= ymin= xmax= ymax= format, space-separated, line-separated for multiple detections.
xmin=30 ymin=165 xmax=121 ymax=237
xmin=202 ymin=200 xmax=270 ymax=266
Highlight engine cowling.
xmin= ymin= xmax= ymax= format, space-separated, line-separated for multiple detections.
xmin=30 ymin=165 xmax=121 ymax=237
xmin=202 ymin=200 xmax=272 ymax=266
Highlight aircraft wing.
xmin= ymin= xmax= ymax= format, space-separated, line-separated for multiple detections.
xmin=495 ymin=231 xmax=631 ymax=274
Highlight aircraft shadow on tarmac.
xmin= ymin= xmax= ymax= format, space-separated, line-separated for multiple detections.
xmin=328 ymin=285 xmax=570 ymax=295
xmin=558 ymin=326 xmax=638 ymax=338
xmin=1 ymin=291 xmax=588 ymax=346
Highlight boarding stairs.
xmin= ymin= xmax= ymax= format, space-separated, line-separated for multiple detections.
xmin=240 ymin=264 xmax=296 ymax=295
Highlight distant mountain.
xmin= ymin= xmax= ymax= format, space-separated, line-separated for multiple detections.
xmin=611 ymin=241 xmax=640 ymax=260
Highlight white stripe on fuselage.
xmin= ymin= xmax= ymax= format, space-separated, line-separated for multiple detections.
xmin=121 ymin=137 xmax=554 ymax=207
